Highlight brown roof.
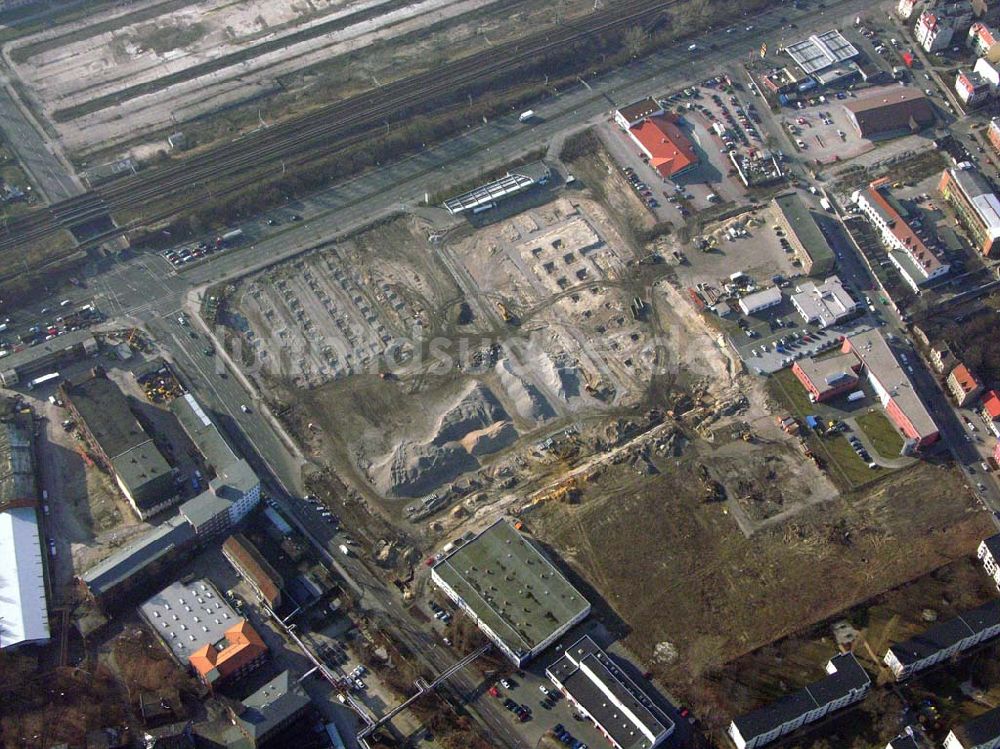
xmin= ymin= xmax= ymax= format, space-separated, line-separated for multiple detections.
xmin=950 ymin=363 xmax=981 ymax=394
xmin=222 ymin=534 xmax=283 ymax=606
xmin=845 ymin=88 xmax=935 ymax=137
xmin=189 ymin=620 xmax=267 ymax=684
xmin=617 ymin=97 xmax=662 ymax=124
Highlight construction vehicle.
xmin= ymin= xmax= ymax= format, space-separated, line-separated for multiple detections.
xmin=497 ymin=301 xmax=514 ymax=323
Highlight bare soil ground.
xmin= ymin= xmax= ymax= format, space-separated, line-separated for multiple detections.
xmin=529 ymin=455 xmax=992 ymax=709
xmin=4 ymin=0 xmax=597 ymax=158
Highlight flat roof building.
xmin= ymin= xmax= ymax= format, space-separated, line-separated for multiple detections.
xmin=883 ymin=599 xmax=1000 ymax=679
xmin=179 ymin=459 xmax=260 ymax=537
xmin=431 ymin=519 xmax=590 ymax=666
xmin=443 ymin=162 xmax=550 ymax=215
xmin=843 ymin=330 xmax=939 ymax=449
xmin=844 ymin=88 xmax=935 ymax=139
xmin=945 ymin=705 xmax=1000 ymax=749
xmin=785 ymin=29 xmax=859 ymax=77
xmin=546 ymin=636 xmax=673 ymax=749
xmin=791 ymin=275 xmax=859 ymax=328
xmin=738 ymin=287 xmax=783 ymax=316
xmin=61 ymin=369 xmax=176 ymax=520
xmin=169 ymin=394 xmax=237 ymax=474
xmin=230 ymin=670 xmax=312 ymax=748
xmin=0 ymin=330 xmax=97 ymax=387
xmin=222 ymin=533 xmax=283 ymax=609
xmin=614 ymin=98 xmax=664 ymax=129
xmin=140 ymin=579 xmax=239 ymax=664
xmin=773 ymin=193 xmax=835 ymax=276
xmin=978 ymin=534 xmax=1000 ymax=589
xmin=938 ymin=166 xmax=1000 ymax=256
xmin=728 ymin=653 xmax=871 ymax=749
xmin=792 ymin=353 xmax=860 ymax=403
xmin=0 ymin=416 xmax=50 ymax=650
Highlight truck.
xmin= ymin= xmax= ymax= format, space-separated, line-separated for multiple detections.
xmin=518 ymin=110 xmax=535 ymax=123
xmin=847 ymin=390 xmax=865 ymax=402
xmin=27 ymin=372 xmax=60 ymax=390
xmin=339 ymin=544 xmax=350 ymax=556
xmin=221 ymin=229 xmax=244 ymax=244
xmin=820 ymin=197 xmax=832 ymax=212
xmin=471 ymin=202 xmax=495 ymax=215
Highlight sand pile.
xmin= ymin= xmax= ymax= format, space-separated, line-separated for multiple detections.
xmin=371 ymin=383 xmax=517 ymax=498
xmin=495 ymin=358 xmax=556 ymax=422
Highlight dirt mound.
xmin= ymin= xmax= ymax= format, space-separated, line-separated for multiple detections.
xmin=495 ymin=358 xmax=556 ymax=422
xmin=376 ymin=441 xmax=478 ymax=498
xmin=461 ymin=420 xmax=518 ymax=456
xmin=370 ymin=382 xmax=517 ymax=498
xmin=432 ymin=384 xmax=509 ymax=445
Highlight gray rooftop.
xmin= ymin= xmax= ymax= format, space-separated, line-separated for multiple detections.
xmin=179 ymin=489 xmax=232 ymax=529
xmin=774 ymin=192 xmax=834 ymax=274
xmin=848 ymin=330 xmax=938 ymax=439
xmin=0 ymin=330 xmax=96 ymax=378
xmin=791 ymin=276 xmax=858 ymax=327
xmin=952 ymin=706 xmax=1000 ymax=748
xmin=233 ymin=670 xmax=311 ymax=742
xmin=210 ymin=459 xmax=258 ymax=501
xmin=732 ymin=654 xmax=869 ymax=742
xmin=795 ymin=352 xmax=860 ymax=389
xmin=786 ymin=29 xmax=859 ymax=75
xmin=0 ymin=418 xmax=36 ymax=505
xmin=139 ymin=579 xmax=238 ymax=663
xmin=81 ymin=515 xmax=195 ymax=596
xmin=546 ymin=636 xmax=672 ymax=749
xmin=888 ymin=599 xmax=1000 ymax=666
xmin=433 ymin=519 xmax=589 ymax=660
xmin=169 ymin=394 xmax=237 ymax=473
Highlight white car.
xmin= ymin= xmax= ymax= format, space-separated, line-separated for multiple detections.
xmin=240 ymin=404 xmax=250 ymax=414
xmin=688 ymin=43 xmax=698 ymax=51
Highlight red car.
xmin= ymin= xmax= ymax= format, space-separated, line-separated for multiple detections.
xmin=488 ymin=686 xmax=500 ymax=698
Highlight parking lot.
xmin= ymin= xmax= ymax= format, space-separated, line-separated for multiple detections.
xmin=780 ymin=97 xmax=871 ymax=164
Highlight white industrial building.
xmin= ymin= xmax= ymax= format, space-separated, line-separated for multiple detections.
xmin=791 ymin=276 xmax=858 ymax=328
xmin=546 ymin=636 xmax=674 ymax=749
xmin=738 ymin=287 xmax=783 ymax=316
xmin=0 ymin=418 xmax=50 ymax=650
xmin=784 ymin=30 xmax=860 ymax=85
xmin=431 ymin=519 xmax=590 ymax=666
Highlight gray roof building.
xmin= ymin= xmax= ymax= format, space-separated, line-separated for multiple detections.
xmin=81 ymin=515 xmax=195 ymax=603
xmin=947 ymin=705 xmax=1000 ymax=749
xmin=61 ymin=370 xmax=175 ymax=518
xmin=231 ymin=670 xmax=311 ymax=747
xmin=169 ymin=394 xmax=237 ymax=473
xmin=884 ymin=599 xmax=1000 ymax=678
xmin=844 ymin=88 xmax=935 ymax=139
xmin=773 ymin=193 xmax=835 ymax=276
xmin=729 ymin=653 xmax=870 ymax=749
xmin=0 ymin=417 xmax=36 ymax=505
xmin=0 ymin=330 xmax=97 ymax=387
xmin=546 ymin=636 xmax=673 ymax=749
xmin=432 ymin=519 xmax=590 ymax=665
xmin=180 ymin=459 xmax=260 ymax=536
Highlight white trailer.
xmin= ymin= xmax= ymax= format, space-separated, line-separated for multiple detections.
xmin=847 ymin=390 xmax=865 ymax=402
xmin=518 ymin=110 xmax=535 ymax=123
xmin=27 ymin=372 xmax=60 ymax=390
xmin=339 ymin=544 xmax=350 ymax=556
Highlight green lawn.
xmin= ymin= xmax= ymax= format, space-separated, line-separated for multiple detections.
xmin=819 ymin=433 xmax=882 ymax=487
xmin=768 ymin=367 xmax=815 ymax=418
xmin=857 ymin=410 xmax=905 ymax=458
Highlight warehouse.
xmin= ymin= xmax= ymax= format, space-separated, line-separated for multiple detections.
xmin=170 ymin=393 xmax=238 ymax=474
xmin=938 ymin=166 xmax=1000 ymax=257
xmin=60 ymin=368 xmax=176 ymax=520
xmin=844 ymin=88 xmax=935 ymax=139
xmin=728 ymin=653 xmax=870 ymax=749
xmin=772 ymin=193 xmax=835 ymax=276
xmin=546 ymin=636 xmax=673 ymax=749
xmin=738 ymin=287 xmax=783 ymax=316
xmin=431 ymin=519 xmax=590 ymax=666
xmin=0 ymin=416 xmax=49 ymax=649
xmin=625 ymin=114 xmax=698 ymax=179
xmin=883 ymin=599 xmax=1000 ymax=679
xmin=784 ymin=29 xmax=861 ymax=86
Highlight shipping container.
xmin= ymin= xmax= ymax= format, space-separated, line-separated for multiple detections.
xmin=847 ymin=391 xmax=865 ymax=402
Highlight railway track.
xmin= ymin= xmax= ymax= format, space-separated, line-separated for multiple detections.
xmin=0 ymin=0 xmax=673 ymax=261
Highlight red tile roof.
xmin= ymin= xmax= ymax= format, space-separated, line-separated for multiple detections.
xmin=629 ymin=115 xmax=698 ymax=178
xmin=985 ymin=390 xmax=1000 ymax=420
xmin=865 ymin=182 xmax=943 ymax=275
xmin=951 ymin=363 xmax=981 ymax=394
xmin=189 ymin=620 xmax=267 ymax=684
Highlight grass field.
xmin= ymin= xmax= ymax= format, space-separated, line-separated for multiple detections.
xmin=857 ymin=410 xmax=905 ymax=458
xmin=530 ymin=452 xmax=992 ymax=730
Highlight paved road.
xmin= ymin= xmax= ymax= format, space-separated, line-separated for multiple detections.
xmin=0 ymin=77 xmax=83 ymax=202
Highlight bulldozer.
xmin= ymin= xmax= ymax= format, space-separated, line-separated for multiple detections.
xmin=496 ymin=301 xmax=513 ymax=323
